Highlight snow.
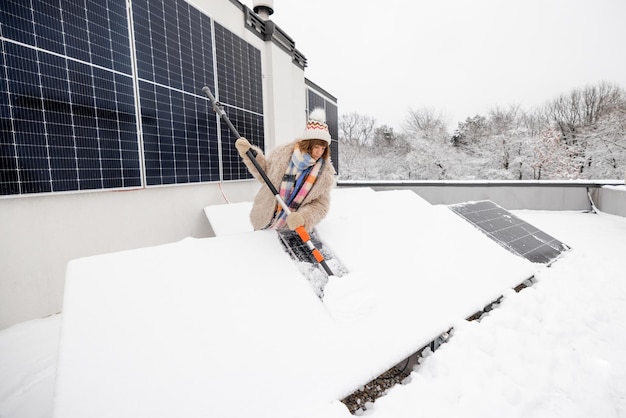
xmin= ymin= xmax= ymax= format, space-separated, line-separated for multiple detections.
xmin=1 ymin=188 xmax=626 ymax=418
xmin=364 ymin=209 xmax=626 ymax=418
xmin=603 ymin=184 xmax=626 ymax=191
xmin=0 ymin=315 xmax=60 ymax=418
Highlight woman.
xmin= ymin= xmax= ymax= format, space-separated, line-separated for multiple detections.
xmin=234 ymin=108 xmax=336 ymax=231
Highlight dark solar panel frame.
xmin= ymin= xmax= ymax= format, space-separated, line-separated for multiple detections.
xmin=1 ymin=0 xmax=142 ymax=195
xmin=132 ymin=1 xmax=263 ymax=186
xmin=1 ymin=9 xmax=142 ymax=195
xmin=1 ymin=0 xmax=266 ymax=196
xmin=449 ymin=200 xmax=570 ymax=264
xmin=139 ymin=81 xmax=219 ymax=185
xmin=214 ymin=23 xmax=264 ymax=114
xmin=218 ymin=105 xmax=264 ymax=181
xmin=213 ymin=22 xmax=264 ymax=182
xmin=132 ymin=0 xmax=223 ymax=186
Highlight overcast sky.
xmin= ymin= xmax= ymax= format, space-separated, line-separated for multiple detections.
xmin=243 ymin=0 xmax=626 ymax=132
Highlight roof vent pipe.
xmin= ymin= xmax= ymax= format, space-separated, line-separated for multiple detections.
xmin=253 ymin=0 xmax=274 ymax=20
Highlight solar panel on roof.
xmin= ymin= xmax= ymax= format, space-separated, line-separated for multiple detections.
xmin=449 ymin=200 xmax=570 ymax=264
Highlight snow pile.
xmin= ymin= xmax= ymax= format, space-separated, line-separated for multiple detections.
xmin=1 ymin=188 xmax=625 ymax=418
xmin=0 ymin=314 xmax=61 ymax=418
xmin=51 ymin=188 xmax=534 ymax=418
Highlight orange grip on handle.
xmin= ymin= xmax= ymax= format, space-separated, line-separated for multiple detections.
xmin=295 ymin=226 xmax=310 ymax=242
xmin=311 ymin=249 xmax=324 ymax=263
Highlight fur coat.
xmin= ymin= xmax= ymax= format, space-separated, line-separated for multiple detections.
xmin=240 ymin=139 xmax=336 ymax=230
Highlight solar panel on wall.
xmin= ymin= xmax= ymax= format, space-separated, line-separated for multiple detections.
xmin=0 ymin=0 xmax=141 ymax=194
xmin=213 ymin=22 xmax=264 ymax=181
xmin=324 ymin=101 xmax=339 ymax=172
xmin=131 ymin=0 xmax=264 ymax=186
xmin=131 ymin=0 xmax=221 ymax=186
xmin=0 ymin=0 xmax=265 ymax=196
xmin=0 ymin=0 xmax=141 ymax=195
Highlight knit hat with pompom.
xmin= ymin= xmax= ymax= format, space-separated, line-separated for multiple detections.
xmin=300 ymin=108 xmax=331 ymax=144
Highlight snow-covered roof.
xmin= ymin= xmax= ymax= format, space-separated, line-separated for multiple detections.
xmin=53 ymin=188 xmax=536 ymax=417
xmin=2 ymin=187 xmax=625 ymax=418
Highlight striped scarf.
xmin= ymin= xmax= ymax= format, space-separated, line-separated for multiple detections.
xmin=268 ymin=145 xmax=324 ymax=229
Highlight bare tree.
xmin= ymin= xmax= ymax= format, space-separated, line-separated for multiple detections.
xmin=339 ymin=112 xmax=376 ymax=146
xmin=529 ymin=126 xmax=578 ymax=179
xmin=451 ymin=115 xmax=489 ymax=152
xmin=539 ymin=81 xmax=626 ymax=176
xmin=338 ymin=81 xmax=626 ymax=181
xmin=577 ymin=105 xmax=626 ymax=178
xmin=402 ymin=107 xmax=449 ymax=143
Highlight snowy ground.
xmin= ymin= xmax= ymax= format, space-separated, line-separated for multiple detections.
xmin=1 ymin=189 xmax=625 ymax=418
xmin=358 ymin=209 xmax=626 ymax=418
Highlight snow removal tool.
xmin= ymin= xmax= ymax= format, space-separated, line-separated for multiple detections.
xmin=202 ymin=86 xmax=335 ymax=277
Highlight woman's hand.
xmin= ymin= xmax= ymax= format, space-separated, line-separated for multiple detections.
xmin=286 ymin=212 xmax=305 ymax=230
xmin=235 ymin=137 xmax=252 ymax=158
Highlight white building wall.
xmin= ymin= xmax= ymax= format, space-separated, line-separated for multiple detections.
xmin=262 ymin=42 xmax=308 ymax=148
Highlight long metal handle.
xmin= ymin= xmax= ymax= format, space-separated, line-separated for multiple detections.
xmin=202 ymin=87 xmax=289 ymax=214
xmin=202 ymin=87 xmax=241 ymax=139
